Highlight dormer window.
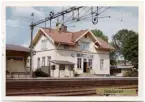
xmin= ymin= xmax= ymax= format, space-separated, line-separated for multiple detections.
xmin=41 ymin=39 xmax=47 ymax=50
xmin=80 ymin=42 xmax=90 ymax=51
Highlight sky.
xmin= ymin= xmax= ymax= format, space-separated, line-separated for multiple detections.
xmin=6 ymin=6 xmax=138 ymax=47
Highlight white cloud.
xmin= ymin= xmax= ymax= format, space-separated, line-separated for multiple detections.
xmin=6 ymin=19 xmax=21 ymax=27
xmin=21 ymin=40 xmax=30 ymax=47
xmin=11 ymin=7 xmax=45 ymax=21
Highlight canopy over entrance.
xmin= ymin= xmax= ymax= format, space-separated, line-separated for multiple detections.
xmin=51 ymin=60 xmax=74 ymax=65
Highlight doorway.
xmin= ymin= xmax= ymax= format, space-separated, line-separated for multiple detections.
xmin=83 ymin=62 xmax=87 ymax=72
xmin=83 ymin=59 xmax=88 ymax=73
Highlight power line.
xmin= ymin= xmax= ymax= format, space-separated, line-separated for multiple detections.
xmin=63 ymin=7 xmax=87 ymax=24
xmin=66 ymin=15 xmax=111 ymax=25
xmin=31 ymin=6 xmax=83 ymax=27
xmin=64 ymin=6 xmax=104 ymax=25
xmin=79 ymin=6 xmax=103 ymax=19
xmin=65 ymin=7 xmax=111 ymax=25
xmin=98 ymin=6 xmax=111 ymax=15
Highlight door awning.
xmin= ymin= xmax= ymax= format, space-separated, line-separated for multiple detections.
xmin=51 ymin=60 xmax=74 ymax=65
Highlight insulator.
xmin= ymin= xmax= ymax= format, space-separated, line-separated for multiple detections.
xmin=92 ymin=16 xmax=98 ymax=25
xmin=49 ymin=11 xmax=54 ymax=18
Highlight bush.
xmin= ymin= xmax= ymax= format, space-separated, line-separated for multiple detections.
xmin=124 ymin=70 xmax=138 ymax=77
xmin=32 ymin=68 xmax=49 ymax=77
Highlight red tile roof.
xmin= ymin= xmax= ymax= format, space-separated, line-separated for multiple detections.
xmin=40 ymin=28 xmax=114 ymax=50
xmin=96 ymin=37 xmax=115 ymax=50
xmin=41 ymin=28 xmax=87 ymax=45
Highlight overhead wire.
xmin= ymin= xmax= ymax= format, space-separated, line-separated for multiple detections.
xmin=65 ymin=7 xmax=111 ymax=25
xmin=79 ymin=6 xmax=103 ymax=19
xmin=63 ymin=7 xmax=87 ymax=24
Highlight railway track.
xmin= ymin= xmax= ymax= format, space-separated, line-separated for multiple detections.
xmin=7 ymin=85 xmax=138 ymax=96
xmin=6 ymin=78 xmax=138 ymax=96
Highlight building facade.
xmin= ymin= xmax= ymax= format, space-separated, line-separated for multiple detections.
xmin=27 ymin=26 xmax=114 ymax=77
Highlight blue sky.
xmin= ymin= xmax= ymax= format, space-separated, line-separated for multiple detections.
xmin=6 ymin=6 xmax=138 ymax=47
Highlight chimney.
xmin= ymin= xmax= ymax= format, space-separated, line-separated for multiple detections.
xmin=61 ymin=24 xmax=67 ymax=32
xmin=56 ymin=23 xmax=67 ymax=32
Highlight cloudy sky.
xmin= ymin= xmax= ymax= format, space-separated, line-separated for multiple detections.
xmin=6 ymin=6 xmax=138 ymax=47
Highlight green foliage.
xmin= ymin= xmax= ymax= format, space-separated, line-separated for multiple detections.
xmin=123 ymin=34 xmax=138 ymax=68
xmin=111 ymin=29 xmax=138 ymax=68
xmin=109 ymin=42 xmax=118 ymax=65
xmin=91 ymin=29 xmax=108 ymax=42
xmin=124 ymin=70 xmax=138 ymax=77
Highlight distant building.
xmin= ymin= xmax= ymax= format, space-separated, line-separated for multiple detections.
xmin=6 ymin=44 xmax=30 ymax=78
xmin=110 ymin=65 xmax=134 ymax=76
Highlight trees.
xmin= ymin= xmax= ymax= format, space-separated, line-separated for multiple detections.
xmin=123 ymin=33 xmax=138 ymax=68
xmin=111 ymin=29 xmax=138 ymax=68
xmin=91 ymin=29 xmax=138 ymax=69
xmin=110 ymin=42 xmax=118 ymax=65
xmin=91 ymin=29 xmax=116 ymax=65
xmin=91 ymin=29 xmax=108 ymax=42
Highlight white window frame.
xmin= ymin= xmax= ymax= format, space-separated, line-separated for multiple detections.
xmin=100 ymin=59 xmax=104 ymax=70
xmin=41 ymin=39 xmax=47 ymax=50
xmin=37 ymin=58 xmax=40 ymax=68
xmin=47 ymin=56 xmax=51 ymax=66
xmin=41 ymin=40 xmax=44 ymax=50
xmin=80 ymin=41 xmax=90 ymax=51
xmin=77 ymin=58 xmax=82 ymax=69
xmin=42 ymin=57 xmax=45 ymax=67
xmin=88 ymin=59 xmax=93 ymax=68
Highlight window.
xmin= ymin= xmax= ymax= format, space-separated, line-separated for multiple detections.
xmin=41 ymin=39 xmax=47 ymax=50
xmin=77 ymin=54 xmax=83 ymax=57
xmin=42 ymin=57 xmax=45 ymax=66
xmin=80 ymin=42 xmax=90 ymax=50
xmin=100 ymin=59 xmax=104 ymax=70
xmin=77 ymin=58 xmax=82 ymax=69
xmin=88 ymin=59 xmax=92 ymax=68
xmin=47 ymin=56 xmax=51 ymax=66
xmin=59 ymin=64 xmax=65 ymax=70
xmin=37 ymin=58 xmax=40 ymax=68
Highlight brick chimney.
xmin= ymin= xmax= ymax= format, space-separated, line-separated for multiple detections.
xmin=56 ymin=23 xmax=67 ymax=32
xmin=60 ymin=24 xmax=67 ymax=32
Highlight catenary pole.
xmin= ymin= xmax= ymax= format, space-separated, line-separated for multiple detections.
xmin=30 ymin=13 xmax=34 ymax=77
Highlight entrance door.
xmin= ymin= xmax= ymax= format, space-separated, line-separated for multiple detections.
xmin=83 ymin=59 xmax=88 ymax=73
